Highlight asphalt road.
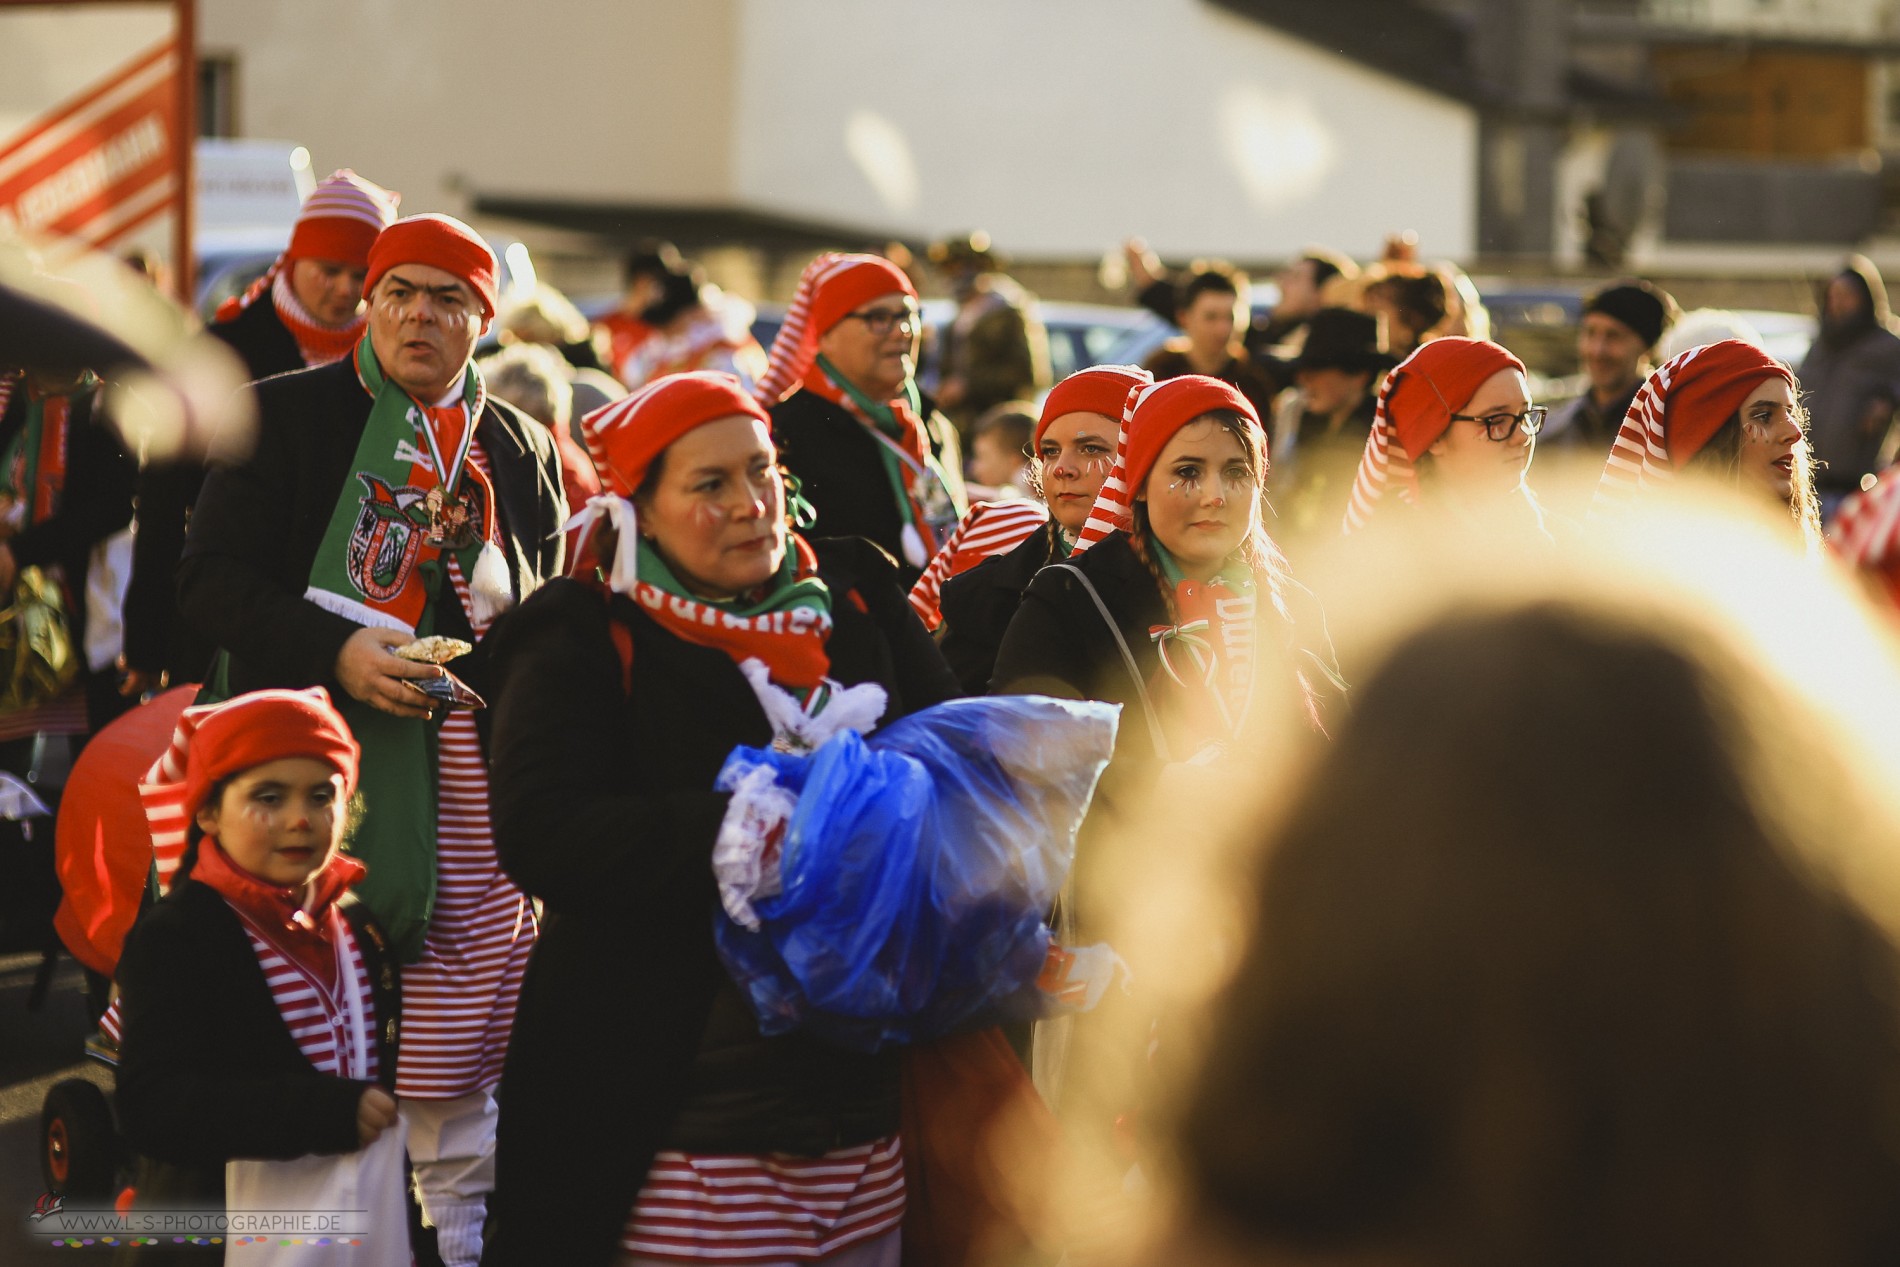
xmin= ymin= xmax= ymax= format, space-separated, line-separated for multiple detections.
xmin=0 ymin=949 xmax=113 ymax=1263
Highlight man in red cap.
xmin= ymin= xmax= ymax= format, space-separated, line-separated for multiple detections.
xmin=179 ymin=211 xmax=567 ymax=1267
xmin=125 ymin=170 xmax=402 ymax=692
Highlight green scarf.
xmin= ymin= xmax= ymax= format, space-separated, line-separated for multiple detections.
xmin=202 ymin=342 xmax=491 ymax=961
xmin=631 ymin=535 xmax=835 ymax=704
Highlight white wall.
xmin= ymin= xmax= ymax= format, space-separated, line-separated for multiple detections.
xmin=194 ymin=0 xmax=1475 ymax=263
xmin=730 ymin=0 xmax=1478 ymax=261
xmin=199 ymin=0 xmax=743 ymax=218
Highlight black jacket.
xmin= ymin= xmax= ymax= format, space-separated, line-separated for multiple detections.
xmin=177 ymin=357 xmax=567 ymax=705
xmin=770 ymin=387 xmax=957 ymax=588
xmin=0 ymin=385 xmax=137 ymax=659
xmin=115 ymin=876 xmax=401 ymax=1260
xmin=480 ymin=536 xmax=958 ymax=1267
xmin=937 ymin=518 xmax=1061 ymax=694
xmin=120 ymin=302 xmax=310 ymax=680
xmin=991 ymin=533 xmax=1341 ymax=927
xmin=207 ymin=296 xmax=307 ymax=383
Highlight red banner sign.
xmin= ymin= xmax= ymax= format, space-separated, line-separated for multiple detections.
xmin=0 ymin=38 xmax=181 ymax=253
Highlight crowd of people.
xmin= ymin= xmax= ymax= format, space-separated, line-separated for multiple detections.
xmin=14 ymin=167 xmax=1900 ymax=1267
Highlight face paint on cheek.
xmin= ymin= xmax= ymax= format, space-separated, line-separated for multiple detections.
xmin=1082 ymin=457 xmax=1113 ymax=476
xmin=688 ymin=502 xmax=728 ymax=530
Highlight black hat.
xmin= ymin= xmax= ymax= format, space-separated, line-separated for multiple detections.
xmin=1282 ymin=308 xmax=1396 ymax=375
xmin=1583 ymin=279 xmax=1678 ymax=349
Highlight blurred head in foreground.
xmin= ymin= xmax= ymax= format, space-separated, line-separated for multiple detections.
xmin=1154 ymin=514 xmax=1900 ymax=1266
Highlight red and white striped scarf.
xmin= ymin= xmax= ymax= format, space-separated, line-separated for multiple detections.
xmin=1832 ymin=474 xmax=1900 ymax=607
xmin=215 ymin=259 xmax=365 ymax=367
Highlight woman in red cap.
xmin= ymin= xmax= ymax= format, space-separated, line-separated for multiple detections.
xmin=1341 ymin=336 xmax=1547 ymax=535
xmin=914 ymin=364 xmax=1152 ymax=693
xmin=1593 ymin=338 xmax=1822 ymax=548
xmin=480 ymin=371 xmax=957 ymax=1267
xmin=114 ymin=688 xmax=409 ymax=1265
xmin=757 ymin=252 xmax=967 ymax=585
xmin=991 ymin=376 xmax=1338 ymax=852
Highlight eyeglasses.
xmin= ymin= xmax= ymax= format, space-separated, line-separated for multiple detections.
xmin=842 ymin=306 xmax=922 ymax=337
xmin=1449 ymin=406 xmax=1546 ymax=442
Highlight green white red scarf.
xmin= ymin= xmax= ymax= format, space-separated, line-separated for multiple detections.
xmin=806 ymin=354 xmax=964 ymax=568
xmin=303 ymin=338 xmax=497 ymax=634
xmin=1148 ymin=543 xmax=1260 ymax=745
xmin=630 ymin=532 xmax=834 ymax=696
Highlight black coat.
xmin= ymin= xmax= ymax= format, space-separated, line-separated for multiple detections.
xmin=991 ymin=532 xmax=1341 ymax=928
xmin=937 ymin=518 xmax=1061 ymax=695
xmin=0 ymin=385 xmax=137 ymax=659
xmin=480 ymin=537 xmax=959 ymax=1267
xmin=120 ymin=302 xmax=310 ymax=681
xmin=207 ymin=295 xmax=307 ymax=383
xmin=770 ymin=388 xmax=958 ymax=588
xmin=115 ymin=877 xmax=401 ymax=1264
xmin=177 ymin=357 xmax=567 ymax=705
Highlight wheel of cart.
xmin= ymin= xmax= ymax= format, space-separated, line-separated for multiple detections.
xmin=37 ymin=686 xmax=198 ymax=1208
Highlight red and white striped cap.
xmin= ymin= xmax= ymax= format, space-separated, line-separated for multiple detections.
xmin=286 ymin=169 xmax=401 ymax=268
xmin=754 ymin=252 xmax=915 ymax=407
xmin=1591 ymin=339 xmax=1794 ymax=519
xmin=1833 ymin=474 xmax=1900 ymax=608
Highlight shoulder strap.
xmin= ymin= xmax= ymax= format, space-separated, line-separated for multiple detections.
xmin=1046 ymin=563 xmax=1172 ymax=764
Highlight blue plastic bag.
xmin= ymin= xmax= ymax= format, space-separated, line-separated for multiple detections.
xmin=713 ymin=695 xmax=1119 ymax=1051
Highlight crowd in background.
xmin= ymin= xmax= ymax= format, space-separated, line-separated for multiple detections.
xmin=14 ymin=161 xmax=1900 ymax=1267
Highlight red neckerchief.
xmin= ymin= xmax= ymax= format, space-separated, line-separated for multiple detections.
xmin=269 ymin=267 xmax=364 ymax=366
xmin=1149 ymin=574 xmax=1259 ymax=747
xmin=192 ymin=837 xmax=366 ymax=993
xmin=798 ymin=362 xmax=944 ymax=555
xmin=626 ymin=534 xmax=833 ymax=692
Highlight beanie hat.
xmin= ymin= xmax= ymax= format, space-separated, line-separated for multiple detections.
xmin=1343 ymin=338 xmax=1526 ymax=533
xmin=140 ymin=688 xmax=360 ymax=840
xmin=583 ymin=370 xmax=771 ymax=499
xmin=285 ymin=169 xmax=400 ymax=269
xmin=364 ymin=213 xmax=499 ymax=319
xmin=1072 ymin=375 xmax=1263 ymax=550
xmin=1593 ymin=339 xmax=1795 ymax=514
xmin=1584 ymin=280 xmax=1678 ymax=350
xmin=1036 ymin=364 xmax=1152 ymax=448
xmin=754 ymin=253 xmax=917 ymax=406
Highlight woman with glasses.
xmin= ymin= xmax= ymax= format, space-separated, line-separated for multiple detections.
xmin=1341 ymin=336 xmax=1549 ymax=536
xmin=757 ymin=253 xmax=967 ymax=586
xmin=1593 ymin=338 xmax=1822 ymax=549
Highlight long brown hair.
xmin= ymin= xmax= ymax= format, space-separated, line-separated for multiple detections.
xmin=1175 ymin=599 xmax=1900 ymax=1264
xmin=1686 ymin=408 xmax=1825 ymax=551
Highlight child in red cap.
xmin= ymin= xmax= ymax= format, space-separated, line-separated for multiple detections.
xmin=113 ymin=688 xmax=409 ymax=1266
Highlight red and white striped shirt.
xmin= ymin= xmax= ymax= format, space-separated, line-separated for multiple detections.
xmin=394 ymin=442 xmax=536 ymax=1100
xmin=235 ymin=905 xmax=380 ymax=1079
xmin=623 ymin=1135 xmax=905 ymax=1262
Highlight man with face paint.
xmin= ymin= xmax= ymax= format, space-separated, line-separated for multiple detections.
xmin=178 ymin=213 xmax=567 ymax=1267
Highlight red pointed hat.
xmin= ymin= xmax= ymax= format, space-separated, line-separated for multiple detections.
xmin=1342 ymin=337 xmax=1525 ymax=533
xmin=1593 ymin=339 xmax=1795 ymax=512
xmin=1036 ymin=364 xmax=1153 ymax=448
xmin=286 ymin=169 xmax=400 ymax=269
xmin=140 ymin=688 xmax=360 ymax=835
xmin=583 ymin=370 xmax=773 ymax=499
xmin=364 ymin=213 xmax=499 ymax=318
xmin=754 ymin=253 xmax=916 ymax=406
xmin=1120 ymin=375 xmax=1264 ymax=495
